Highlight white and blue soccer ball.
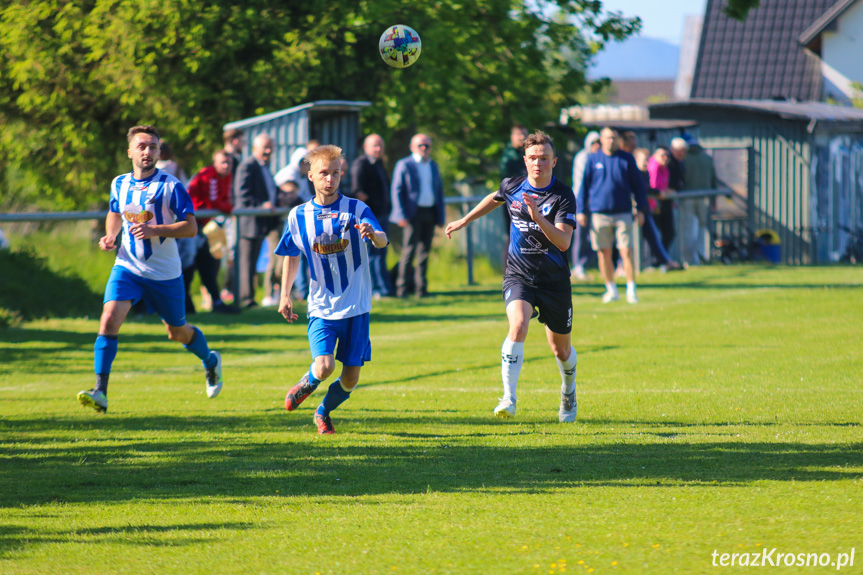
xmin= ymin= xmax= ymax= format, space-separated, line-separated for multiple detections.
xmin=379 ymin=24 xmax=422 ymax=69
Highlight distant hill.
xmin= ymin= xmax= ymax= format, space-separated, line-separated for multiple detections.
xmin=589 ymin=37 xmax=680 ymax=80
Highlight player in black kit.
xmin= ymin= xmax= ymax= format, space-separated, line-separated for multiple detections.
xmin=445 ymin=131 xmax=578 ymax=422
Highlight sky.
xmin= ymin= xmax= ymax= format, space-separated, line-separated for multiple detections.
xmin=600 ymin=0 xmax=708 ymax=45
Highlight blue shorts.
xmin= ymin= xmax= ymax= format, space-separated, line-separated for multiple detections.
xmin=104 ymin=266 xmax=187 ymax=327
xmin=307 ymin=313 xmax=371 ymax=367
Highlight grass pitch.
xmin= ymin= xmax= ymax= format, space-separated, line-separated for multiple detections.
xmin=1 ymin=266 xmax=861 ymax=574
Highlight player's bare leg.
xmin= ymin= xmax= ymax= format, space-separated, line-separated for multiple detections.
xmin=598 ymin=248 xmax=619 ymax=303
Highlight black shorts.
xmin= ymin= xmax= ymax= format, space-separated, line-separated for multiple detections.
xmin=502 ymin=276 xmax=572 ymax=334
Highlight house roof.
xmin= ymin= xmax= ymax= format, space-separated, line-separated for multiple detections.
xmin=607 ymin=79 xmax=676 ymax=106
xmin=799 ymin=0 xmax=861 ymax=49
xmin=691 ymin=0 xmax=836 ymax=101
xmin=650 ymin=99 xmax=863 ymax=126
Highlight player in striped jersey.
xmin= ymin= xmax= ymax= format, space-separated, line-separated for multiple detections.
xmin=276 ymin=145 xmax=388 ymax=434
xmin=77 ymin=125 xmax=224 ymax=413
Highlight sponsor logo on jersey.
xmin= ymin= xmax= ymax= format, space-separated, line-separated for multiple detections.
xmin=595 ymin=162 xmax=604 ymax=169
xmin=511 ymin=200 xmax=522 ymax=211
xmin=123 ymin=205 xmax=154 ymax=224
xmin=317 ymin=210 xmax=340 ymax=220
xmin=313 ymin=232 xmax=349 ymax=255
xmin=566 ymin=212 xmax=577 ymax=221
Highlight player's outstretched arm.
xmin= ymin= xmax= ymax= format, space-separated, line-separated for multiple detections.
xmin=279 ymin=255 xmax=301 ymax=323
xmin=445 ymin=192 xmax=503 ymax=239
xmin=99 ymin=212 xmax=124 ymax=251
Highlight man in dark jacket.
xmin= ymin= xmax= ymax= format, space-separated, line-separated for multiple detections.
xmin=390 ymin=133 xmax=445 ymax=298
xmin=350 ymin=134 xmax=393 ymax=297
xmin=234 ymin=133 xmax=278 ymax=309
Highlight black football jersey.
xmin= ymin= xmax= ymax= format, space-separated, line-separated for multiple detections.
xmin=493 ymin=176 xmax=577 ymax=284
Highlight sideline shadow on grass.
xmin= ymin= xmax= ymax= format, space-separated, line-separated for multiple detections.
xmin=1 ymin=414 xmax=861 ymax=510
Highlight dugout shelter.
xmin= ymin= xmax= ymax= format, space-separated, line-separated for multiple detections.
xmin=223 ymin=100 xmax=371 ymax=174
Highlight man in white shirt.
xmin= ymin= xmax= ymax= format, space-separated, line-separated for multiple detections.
xmin=390 ymin=133 xmax=445 ymax=298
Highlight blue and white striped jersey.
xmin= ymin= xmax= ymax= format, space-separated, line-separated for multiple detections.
xmin=109 ymin=169 xmax=194 ymax=281
xmin=275 ymin=194 xmax=383 ymax=320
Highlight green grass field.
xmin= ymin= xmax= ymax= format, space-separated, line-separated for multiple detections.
xmin=1 ymin=265 xmax=861 ymax=574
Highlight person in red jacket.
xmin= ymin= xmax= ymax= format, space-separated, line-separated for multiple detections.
xmin=178 ymin=150 xmax=238 ymax=314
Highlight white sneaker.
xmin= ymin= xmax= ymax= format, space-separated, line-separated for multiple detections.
xmin=205 ymin=351 xmax=223 ymax=398
xmin=626 ymin=291 xmax=639 ymax=304
xmin=559 ymin=390 xmax=577 ymax=423
xmin=77 ymin=389 xmax=108 ymax=413
xmin=602 ymin=290 xmax=619 ymax=304
xmin=494 ymin=397 xmax=516 ymax=418
xmin=570 ymin=266 xmax=588 ymax=281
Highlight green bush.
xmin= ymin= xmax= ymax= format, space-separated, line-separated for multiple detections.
xmin=0 ymin=247 xmax=102 ymax=323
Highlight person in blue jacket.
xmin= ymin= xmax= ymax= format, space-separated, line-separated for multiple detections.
xmin=577 ymin=127 xmax=649 ymax=304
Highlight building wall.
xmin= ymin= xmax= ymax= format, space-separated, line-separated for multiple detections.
xmin=821 ymin=1 xmax=863 ymax=99
xmin=698 ymin=122 xmax=813 ymax=264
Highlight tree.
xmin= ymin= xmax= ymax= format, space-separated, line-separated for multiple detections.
xmin=0 ymin=1 xmax=639 ymax=209
xmin=724 ymin=0 xmax=761 ymax=21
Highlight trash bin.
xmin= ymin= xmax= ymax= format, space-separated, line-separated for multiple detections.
xmin=754 ymin=229 xmax=781 ymax=264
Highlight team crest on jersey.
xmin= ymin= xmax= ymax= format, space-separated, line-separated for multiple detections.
xmin=541 ymin=204 xmax=552 ymax=216
xmin=313 ymin=232 xmax=349 ymax=255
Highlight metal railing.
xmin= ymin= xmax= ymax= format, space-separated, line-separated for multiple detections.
xmin=0 ymin=196 xmax=491 ymax=285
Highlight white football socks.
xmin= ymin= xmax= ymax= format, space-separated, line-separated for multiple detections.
xmin=501 ymin=338 xmax=524 ymax=401
xmin=626 ymin=281 xmax=637 ymax=296
xmin=605 ymin=282 xmax=619 ymax=295
xmin=556 ymin=346 xmax=577 ymax=395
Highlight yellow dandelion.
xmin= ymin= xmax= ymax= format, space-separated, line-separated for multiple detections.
xmin=523 ymin=545 xmax=528 ymax=550
xmin=566 ymin=536 xmax=571 ymax=540
xmin=652 ymin=544 xmax=661 ymax=549
xmin=611 ymin=561 xmax=618 ymax=566
xmin=623 ymin=543 xmax=629 ymax=547
xmin=578 ymin=560 xmax=584 ymax=565
xmin=588 ymin=569 xmax=595 ymax=573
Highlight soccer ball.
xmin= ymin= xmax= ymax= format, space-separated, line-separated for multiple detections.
xmin=379 ymin=24 xmax=422 ymax=69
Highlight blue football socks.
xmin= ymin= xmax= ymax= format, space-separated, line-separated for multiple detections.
xmin=184 ymin=326 xmax=216 ymax=368
xmin=94 ymin=334 xmax=118 ymax=375
xmin=317 ymin=380 xmax=351 ymax=417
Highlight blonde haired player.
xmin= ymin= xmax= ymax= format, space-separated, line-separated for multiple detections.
xmin=276 ymin=145 xmax=388 ymax=434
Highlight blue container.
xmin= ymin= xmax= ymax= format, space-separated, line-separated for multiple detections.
xmin=759 ymin=244 xmax=781 ymax=264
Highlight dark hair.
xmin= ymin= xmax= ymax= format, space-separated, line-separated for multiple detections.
xmin=223 ymin=128 xmax=243 ymax=145
xmin=127 ymin=125 xmax=160 ymax=143
xmin=523 ymin=130 xmax=555 ymax=156
xmin=512 ymin=124 xmax=528 ymax=135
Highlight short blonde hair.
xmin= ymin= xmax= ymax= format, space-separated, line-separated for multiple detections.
xmin=305 ymin=144 xmax=342 ymax=167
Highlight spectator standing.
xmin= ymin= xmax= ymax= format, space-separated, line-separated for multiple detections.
xmin=390 ymin=133 xmax=445 ymax=298
xmin=680 ymin=136 xmax=717 ymax=266
xmin=234 ymin=133 xmax=279 ymax=309
xmin=179 ymin=150 xmax=237 ymax=314
xmin=664 ymin=137 xmax=688 ymax=254
xmin=155 ymin=141 xmax=188 ymax=184
xmin=571 ymin=131 xmax=600 ymax=280
xmin=223 ymin=129 xmax=245 ymax=177
xmin=350 ymin=134 xmax=394 ymax=298
xmin=498 ymin=125 xmax=529 ymax=267
xmin=577 ymin=127 xmax=649 ymax=304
